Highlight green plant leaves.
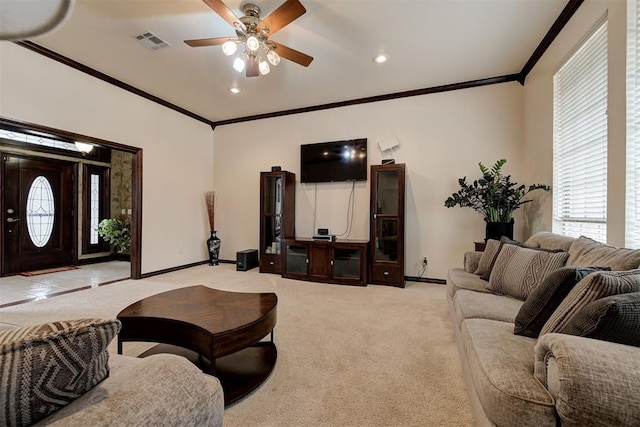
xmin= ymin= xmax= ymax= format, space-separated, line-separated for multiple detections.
xmin=97 ymin=218 xmax=131 ymax=252
xmin=444 ymin=159 xmax=550 ymax=222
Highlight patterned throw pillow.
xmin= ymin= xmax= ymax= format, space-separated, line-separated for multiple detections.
xmin=0 ymin=319 xmax=121 ymax=427
xmin=475 ymin=237 xmax=540 ymax=281
xmin=560 ymin=292 xmax=640 ymax=346
xmin=513 ymin=266 xmax=609 ymax=338
xmin=540 ymin=270 xmax=640 ymax=335
xmin=487 ymin=244 xmax=569 ymax=300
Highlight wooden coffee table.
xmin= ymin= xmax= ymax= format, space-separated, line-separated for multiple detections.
xmin=116 ymin=285 xmax=277 ymax=406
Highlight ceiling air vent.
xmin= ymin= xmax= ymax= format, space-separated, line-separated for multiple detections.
xmin=134 ymin=31 xmax=171 ymax=51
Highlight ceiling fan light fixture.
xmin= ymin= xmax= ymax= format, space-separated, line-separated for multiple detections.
xmin=246 ymin=35 xmax=260 ymax=51
xmin=233 ymin=57 xmax=246 ymax=72
xmin=267 ymin=50 xmax=280 ymax=66
xmin=259 ymin=60 xmax=270 ymax=75
xmin=221 ymin=39 xmax=238 ymax=56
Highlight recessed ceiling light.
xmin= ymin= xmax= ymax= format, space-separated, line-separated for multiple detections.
xmin=373 ymin=53 xmax=390 ymax=64
xmin=229 ymin=87 xmax=241 ymax=94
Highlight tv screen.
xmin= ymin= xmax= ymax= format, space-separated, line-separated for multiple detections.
xmin=300 ymin=139 xmax=368 ymax=183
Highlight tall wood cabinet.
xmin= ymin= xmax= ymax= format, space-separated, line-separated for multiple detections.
xmin=259 ymin=170 xmax=295 ymax=274
xmin=369 ymin=163 xmax=406 ymax=287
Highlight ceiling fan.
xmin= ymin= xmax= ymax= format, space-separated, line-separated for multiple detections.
xmin=185 ymin=0 xmax=313 ymax=77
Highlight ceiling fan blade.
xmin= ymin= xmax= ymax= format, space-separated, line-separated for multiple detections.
xmin=184 ymin=36 xmax=233 ymax=47
xmin=203 ymin=0 xmax=242 ymax=28
xmin=258 ymin=0 xmax=306 ymax=36
xmin=246 ymin=56 xmax=259 ymax=77
xmin=271 ymin=42 xmax=313 ymax=67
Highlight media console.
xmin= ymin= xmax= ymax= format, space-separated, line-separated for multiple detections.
xmin=282 ymin=239 xmax=368 ymax=286
xmin=258 ymin=165 xmax=405 ymax=288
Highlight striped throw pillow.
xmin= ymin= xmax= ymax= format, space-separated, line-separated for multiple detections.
xmin=560 ymin=292 xmax=640 ymax=346
xmin=540 ymin=270 xmax=640 ymax=335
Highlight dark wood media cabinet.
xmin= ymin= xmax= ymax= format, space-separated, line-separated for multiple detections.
xmin=282 ymin=239 xmax=368 ymax=286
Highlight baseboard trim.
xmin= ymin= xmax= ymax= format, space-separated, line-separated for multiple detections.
xmin=405 ymin=276 xmax=446 ymax=285
xmin=76 ymin=255 xmax=113 ymax=265
xmin=139 ymin=260 xmax=210 ymax=279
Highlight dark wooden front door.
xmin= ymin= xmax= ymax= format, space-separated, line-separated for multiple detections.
xmin=2 ymin=154 xmax=75 ymax=275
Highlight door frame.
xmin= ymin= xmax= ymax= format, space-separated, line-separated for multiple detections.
xmin=0 ymin=116 xmax=143 ymax=279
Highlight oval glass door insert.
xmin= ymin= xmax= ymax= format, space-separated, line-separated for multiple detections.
xmin=26 ymin=176 xmax=55 ymax=247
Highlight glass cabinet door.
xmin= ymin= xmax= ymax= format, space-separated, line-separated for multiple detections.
xmin=286 ymin=244 xmax=308 ymax=275
xmin=263 ymin=176 xmax=283 ymax=255
xmin=333 ymin=248 xmax=361 ymax=279
xmin=374 ymin=218 xmax=399 ymax=262
xmin=375 ymin=170 xmax=399 ymax=215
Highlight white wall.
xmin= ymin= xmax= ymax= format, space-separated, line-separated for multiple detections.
xmin=214 ymin=82 xmax=525 ymax=279
xmin=0 ymin=43 xmax=214 ymax=274
xmin=522 ymin=0 xmax=627 ymax=246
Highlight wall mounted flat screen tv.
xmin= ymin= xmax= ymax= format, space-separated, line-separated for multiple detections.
xmin=300 ymin=138 xmax=368 ymax=183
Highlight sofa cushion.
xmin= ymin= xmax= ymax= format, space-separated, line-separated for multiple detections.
xmin=446 ymin=268 xmax=492 ymax=299
xmin=560 ymin=292 xmax=640 ymax=346
xmin=454 ymin=290 xmax=523 ymax=328
xmin=487 ymin=244 xmax=569 ymax=300
xmin=524 ymin=231 xmax=575 ymax=252
xmin=567 ymin=236 xmax=640 ymax=271
xmin=0 ymin=319 xmax=120 ymax=427
xmin=541 ymin=269 xmax=640 ymax=335
xmin=474 ymin=239 xmax=501 ymax=277
xmin=461 ymin=319 xmax=556 ymax=427
xmin=514 ymin=266 xmax=609 ymax=338
xmin=33 ymin=354 xmax=225 ymax=427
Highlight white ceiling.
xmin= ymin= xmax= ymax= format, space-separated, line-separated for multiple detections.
xmin=30 ymin=0 xmax=569 ymax=123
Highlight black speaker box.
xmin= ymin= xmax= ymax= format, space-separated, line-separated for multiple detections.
xmin=236 ymin=249 xmax=259 ymax=271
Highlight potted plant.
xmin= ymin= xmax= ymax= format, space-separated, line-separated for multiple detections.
xmin=97 ymin=217 xmax=131 ymax=255
xmin=444 ymin=159 xmax=550 ymax=241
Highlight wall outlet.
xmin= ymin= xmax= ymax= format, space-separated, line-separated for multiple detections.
xmin=422 ymin=257 xmax=428 ymax=267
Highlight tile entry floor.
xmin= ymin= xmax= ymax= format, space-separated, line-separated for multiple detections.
xmin=0 ymin=261 xmax=130 ymax=308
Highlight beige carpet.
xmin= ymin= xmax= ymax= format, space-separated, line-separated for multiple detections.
xmin=0 ymin=264 xmax=474 ymax=426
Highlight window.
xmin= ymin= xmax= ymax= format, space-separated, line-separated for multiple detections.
xmin=553 ymin=20 xmax=608 ymax=242
xmin=26 ymin=176 xmax=55 ymax=248
xmin=82 ymin=165 xmax=110 ymax=254
xmin=627 ymin=0 xmax=640 ymax=248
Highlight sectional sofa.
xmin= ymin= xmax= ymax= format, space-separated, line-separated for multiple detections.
xmin=447 ymin=232 xmax=640 ymax=426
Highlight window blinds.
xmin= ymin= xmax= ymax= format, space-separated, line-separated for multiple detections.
xmin=553 ymin=21 xmax=608 ymax=242
xmin=627 ymin=0 xmax=640 ymax=248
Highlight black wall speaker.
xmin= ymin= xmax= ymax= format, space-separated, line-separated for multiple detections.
xmin=271 ymin=166 xmax=282 ymax=172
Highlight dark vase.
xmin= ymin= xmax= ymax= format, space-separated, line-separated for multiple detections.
xmin=485 ymin=220 xmax=514 ymax=241
xmin=207 ymin=231 xmax=221 ymax=266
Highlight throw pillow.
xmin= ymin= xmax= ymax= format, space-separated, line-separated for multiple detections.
xmin=473 ymin=239 xmax=501 ymax=277
xmin=487 ymin=244 xmax=569 ymax=300
xmin=567 ymin=236 xmax=640 ymax=271
xmin=540 ymin=269 xmax=640 ymax=335
xmin=560 ymin=292 xmax=640 ymax=347
xmin=513 ymin=266 xmax=609 ymax=338
xmin=476 ymin=237 xmax=540 ymax=281
xmin=0 ymin=319 xmax=121 ymax=427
